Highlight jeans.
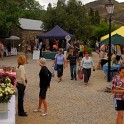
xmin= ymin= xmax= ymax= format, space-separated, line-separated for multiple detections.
xmin=70 ymin=64 xmax=77 ymax=79
xmin=16 ymin=83 xmax=26 ymax=114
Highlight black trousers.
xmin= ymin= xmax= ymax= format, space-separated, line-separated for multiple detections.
xmin=40 ymin=49 xmax=43 ymax=57
xmin=83 ymin=68 xmax=91 ymax=83
xmin=57 ymin=65 xmax=63 ymax=77
xmin=116 ymin=55 xmax=121 ymax=62
xmin=16 ymin=83 xmax=26 ymax=114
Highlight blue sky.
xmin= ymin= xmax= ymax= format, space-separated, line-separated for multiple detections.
xmin=37 ymin=0 xmax=124 ymax=9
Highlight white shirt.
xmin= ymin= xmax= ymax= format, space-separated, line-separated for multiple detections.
xmin=82 ymin=57 xmax=94 ymax=69
xmin=16 ymin=65 xmax=26 ymax=86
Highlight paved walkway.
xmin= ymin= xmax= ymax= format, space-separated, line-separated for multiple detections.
xmin=0 ymin=53 xmax=116 ymax=124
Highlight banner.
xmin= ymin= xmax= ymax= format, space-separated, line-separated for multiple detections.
xmin=33 ymin=50 xmax=40 ymax=60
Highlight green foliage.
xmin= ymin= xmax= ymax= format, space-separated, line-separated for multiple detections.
xmin=0 ymin=0 xmax=21 ymax=37
xmin=0 ymin=0 xmax=44 ymax=37
xmin=42 ymin=0 xmax=93 ymax=40
xmin=88 ymin=8 xmax=100 ymax=25
xmin=85 ymin=47 xmax=94 ymax=54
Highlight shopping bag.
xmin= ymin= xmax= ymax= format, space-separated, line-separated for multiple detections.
xmin=77 ymin=68 xmax=83 ymax=80
xmin=78 ymin=72 xmax=83 ymax=80
xmin=54 ymin=63 xmax=57 ymax=71
xmin=51 ymin=67 xmax=55 ymax=77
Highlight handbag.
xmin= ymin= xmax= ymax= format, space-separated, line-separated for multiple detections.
xmin=54 ymin=63 xmax=57 ymax=71
xmin=78 ymin=71 xmax=83 ymax=80
xmin=51 ymin=67 xmax=55 ymax=77
xmin=54 ymin=54 xmax=59 ymax=71
xmin=77 ymin=68 xmax=83 ymax=80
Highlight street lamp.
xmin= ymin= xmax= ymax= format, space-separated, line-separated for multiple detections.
xmin=105 ymin=0 xmax=114 ymax=82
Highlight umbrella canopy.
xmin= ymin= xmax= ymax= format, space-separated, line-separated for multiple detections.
xmin=5 ymin=35 xmax=20 ymax=40
xmin=100 ymin=34 xmax=124 ymax=45
xmin=36 ymin=25 xmax=75 ymax=39
xmin=101 ymin=26 xmax=124 ymax=41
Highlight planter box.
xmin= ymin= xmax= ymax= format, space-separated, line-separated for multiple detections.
xmin=0 ymin=103 xmax=8 ymax=119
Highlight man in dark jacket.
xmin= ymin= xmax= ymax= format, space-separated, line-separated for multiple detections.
xmin=34 ymin=58 xmax=52 ymax=116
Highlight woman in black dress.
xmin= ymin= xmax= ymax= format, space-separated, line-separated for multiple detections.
xmin=34 ymin=58 xmax=52 ymax=116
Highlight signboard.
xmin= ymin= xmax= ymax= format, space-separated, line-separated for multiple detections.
xmin=65 ymin=35 xmax=71 ymax=42
xmin=33 ymin=50 xmax=40 ymax=60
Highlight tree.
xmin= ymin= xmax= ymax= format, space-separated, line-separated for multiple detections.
xmin=88 ymin=8 xmax=95 ymax=25
xmin=94 ymin=10 xmax=100 ymax=25
xmin=90 ymin=20 xmax=118 ymax=47
xmin=0 ymin=0 xmax=44 ymax=37
xmin=42 ymin=0 xmax=93 ymax=40
xmin=0 ymin=0 xmax=22 ymax=37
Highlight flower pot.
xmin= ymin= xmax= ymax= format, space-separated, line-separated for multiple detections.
xmin=0 ymin=103 xmax=8 ymax=119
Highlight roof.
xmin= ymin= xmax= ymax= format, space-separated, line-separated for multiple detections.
xmin=100 ymin=34 xmax=124 ymax=45
xmin=36 ymin=25 xmax=75 ymax=39
xmin=101 ymin=26 xmax=124 ymax=41
xmin=19 ymin=18 xmax=43 ymax=31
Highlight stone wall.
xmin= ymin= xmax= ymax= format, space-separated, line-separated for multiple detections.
xmin=11 ymin=27 xmax=44 ymax=50
xmin=21 ymin=30 xmax=43 ymax=44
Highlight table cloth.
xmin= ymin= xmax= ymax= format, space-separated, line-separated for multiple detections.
xmin=0 ymin=95 xmax=15 ymax=124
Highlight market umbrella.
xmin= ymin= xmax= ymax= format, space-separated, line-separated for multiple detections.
xmin=5 ymin=35 xmax=20 ymax=40
xmin=5 ymin=35 xmax=20 ymax=47
xmin=100 ymin=34 xmax=124 ymax=45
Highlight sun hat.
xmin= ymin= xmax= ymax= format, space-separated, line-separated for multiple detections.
xmin=39 ymin=58 xmax=46 ymax=65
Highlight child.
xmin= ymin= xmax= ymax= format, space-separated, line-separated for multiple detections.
xmin=112 ymin=66 xmax=124 ymax=124
xmin=67 ymin=49 xmax=79 ymax=80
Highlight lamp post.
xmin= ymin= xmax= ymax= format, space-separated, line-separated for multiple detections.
xmin=105 ymin=0 xmax=114 ymax=82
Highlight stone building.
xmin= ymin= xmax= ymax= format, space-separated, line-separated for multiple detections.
xmin=12 ymin=18 xmax=44 ymax=46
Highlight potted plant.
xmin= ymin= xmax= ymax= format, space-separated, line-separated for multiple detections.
xmin=0 ymin=76 xmax=15 ymax=113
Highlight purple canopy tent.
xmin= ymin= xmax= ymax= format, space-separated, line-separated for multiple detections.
xmin=36 ymin=25 xmax=75 ymax=39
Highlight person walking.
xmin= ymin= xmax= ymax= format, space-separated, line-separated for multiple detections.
xmin=34 ymin=58 xmax=52 ymax=116
xmin=67 ymin=49 xmax=79 ymax=80
xmin=53 ymin=48 xmax=67 ymax=82
xmin=24 ymin=43 xmax=29 ymax=63
xmin=79 ymin=42 xmax=84 ymax=59
xmin=7 ymin=41 xmax=11 ymax=56
xmin=39 ymin=41 xmax=43 ymax=57
xmin=112 ymin=66 xmax=124 ymax=124
xmin=81 ymin=52 xmax=95 ymax=85
xmin=0 ymin=41 xmax=4 ymax=59
xmin=95 ymin=40 xmax=100 ymax=54
xmin=16 ymin=55 xmax=28 ymax=116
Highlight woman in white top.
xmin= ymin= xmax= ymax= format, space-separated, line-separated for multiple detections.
xmin=81 ymin=52 xmax=95 ymax=85
xmin=16 ymin=55 xmax=27 ymax=116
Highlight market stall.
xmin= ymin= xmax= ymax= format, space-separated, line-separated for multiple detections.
xmin=5 ymin=35 xmax=20 ymax=56
xmin=42 ymin=51 xmax=57 ymax=60
xmin=36 ymin=25 xmax=75 ymax=59
xmin=0 ymin=67 xmax=16 ymax=86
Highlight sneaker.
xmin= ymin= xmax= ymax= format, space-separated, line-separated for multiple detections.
xmin=70 ymin=78 xmax=73 ymax=80
xmin=33 ymin=109 xmax=41 ymax=112
xmin=41 ymin=113 xmax=48 ymax=116
xmin=75 ymin=78 xmax=77 ymax=80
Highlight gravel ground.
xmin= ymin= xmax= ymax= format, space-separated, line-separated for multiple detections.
xmin=0 ymin=52 xmax=117 ymax=124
